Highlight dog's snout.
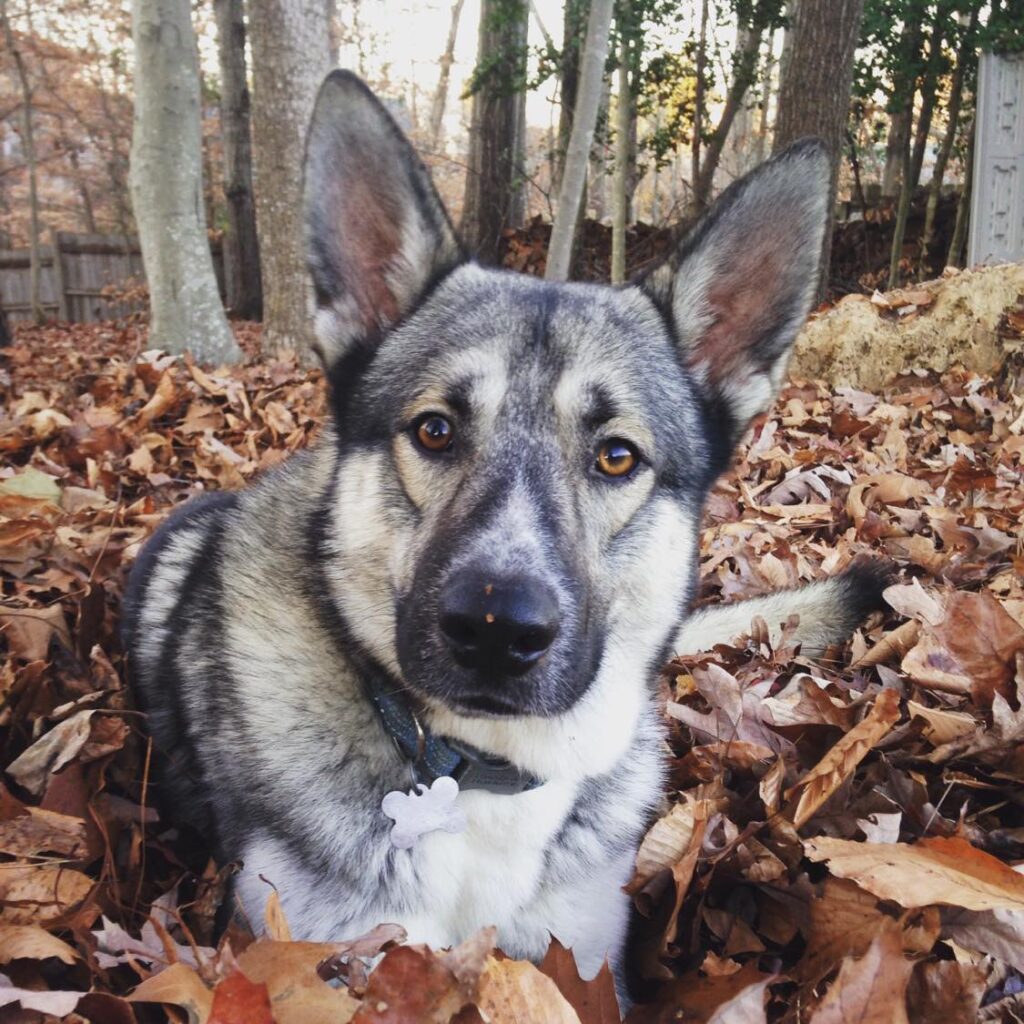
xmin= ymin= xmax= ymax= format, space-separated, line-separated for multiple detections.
xmin=439 ymin=572 xmax=560 ymax=676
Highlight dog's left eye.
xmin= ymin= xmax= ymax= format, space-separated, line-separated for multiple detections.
xmin=413 ymin=414 xmax=454 ymax=453
xmin=595 ymin=439 xmax=639 ymax=478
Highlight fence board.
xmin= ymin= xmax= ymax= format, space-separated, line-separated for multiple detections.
xmin=0 ymin=231 xmax=223 ymax=325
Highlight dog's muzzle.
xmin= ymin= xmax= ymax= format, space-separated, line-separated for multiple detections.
xmin=438 ymin=570 xmax=560 ymax=677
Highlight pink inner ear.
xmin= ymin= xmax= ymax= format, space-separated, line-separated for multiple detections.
xmin=338 ymin=175 xmax=403 ymax=334
xmin=694 ymin=245 xmax=789 ymax=383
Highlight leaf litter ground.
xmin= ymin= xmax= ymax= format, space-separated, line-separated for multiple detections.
xmin=0 ymin=319 xmax=1023 ymax=1023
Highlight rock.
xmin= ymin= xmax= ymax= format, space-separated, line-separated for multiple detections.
xmin=791 ymin=262 xmax=1024 ymax=389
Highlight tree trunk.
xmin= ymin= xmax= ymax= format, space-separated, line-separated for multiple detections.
xmin=947 ymin=116 xmax=974 ymax=268
xmin=909 ymin=13 xmax=945 ymax=193
xmin=214 ymin=0 xmax=263 ymax=320
xmin=753 ymin=31 xmax=776 ymax=165
xmin=1 ymin=1 xmax=43 ymax=324
xmin=691 ymin=0 xmax=709 ymax=194
xmin=920 ymin=6 xmax=978 ymax=272
xmin=888 ymin=129 xmax=913 ymax=288
xmin=71 ymin=153 xmax=98 ymax=234
xmin=428 ymin=0 xmax=466 ymax=149
xmin=692 ymin=26 xmax=763 ymax=211
xmin=611 ymin=12 xmax=630 ymax=285
xmin=462 ymin=0 xmax=529 ymax=265
xmin=248 ymin=0 xmax=331 ymax=357
xmin=554 ymin=0 xmax=589 ymax=192
xmin=587 ymin=72 xmax=611 ymax=221
xmin=129 ymin=0 xmax=238 ymax=361
xmin=772 ymin=0 xmax=865 ymax=300
xmin=882 ymin=106 xmax=910 ymax=197
xmin=545 ymin=0 xmax=614 ymax=281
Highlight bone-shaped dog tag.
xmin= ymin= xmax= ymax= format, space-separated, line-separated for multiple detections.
xmin=381 ymin=776 xmax=468 ymax=849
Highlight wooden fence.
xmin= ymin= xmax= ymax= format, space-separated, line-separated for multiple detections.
xmin=0 ymin=231 xmax=146 ymax=324
xmin=0 ymin=231 xmax=226 ymax=325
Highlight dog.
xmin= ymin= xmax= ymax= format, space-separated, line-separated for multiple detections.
xmin=122 ymin=70 xmax=886 ymax=996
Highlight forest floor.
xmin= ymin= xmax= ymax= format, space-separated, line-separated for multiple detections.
xmin=0 ymin=315 xmax=1023 ymax=1023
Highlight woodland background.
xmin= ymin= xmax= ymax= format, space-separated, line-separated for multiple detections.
xmin=0 ymin=0 xmax=1024 ymax=1022
xmin=1 ymin=0 xmax=1023 ymax=354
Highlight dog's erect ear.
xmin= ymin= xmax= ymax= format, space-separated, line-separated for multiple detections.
xmin=640 ymin=138 xmax=830 ymax=441
xmin=304 ymin=70 xmax=463 ymax=364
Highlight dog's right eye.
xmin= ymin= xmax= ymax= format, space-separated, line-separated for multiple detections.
xmin=413 ymin=414 xmax=454 ymax=453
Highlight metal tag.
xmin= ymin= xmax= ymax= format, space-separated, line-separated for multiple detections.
xmin=381 ymin=775 xmax=468 ymax=849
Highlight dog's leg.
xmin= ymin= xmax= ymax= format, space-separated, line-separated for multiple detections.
xmin=674 ymin=561 xmax=891 ymax=658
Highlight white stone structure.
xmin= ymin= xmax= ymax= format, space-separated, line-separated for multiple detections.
xmin=969 ymin=52 xmax=1024 ymax=266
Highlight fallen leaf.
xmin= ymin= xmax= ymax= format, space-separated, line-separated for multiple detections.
xmin=906 ymin=959 xmax=986 ymax=1024
xmin=477 ymin=956 xmax=582 ymax=1024
xmin=128 ymin=961 xmax=214 ymax=1020
xmin=209 ymin=970 xmax=273 ymax=1024
xmin=0 ymin=806 xmax=86 ymax=857
xmin=786 ymin=689 xmax=900 ymax=827
xmin=0 ymin=605 xmax=72 ymax=662
xmin=539 ymin=937 xmax=620 ymax=1024
xmin=805 ymin=835 xmax=1024 ymax=912
xmin=6 ymin=711 xmax=97 ymax=796
xmin=808 ymin=927 xmax=912 ymax=1023
xmin=0 ymin=924 xmax=79 ymax=964
xmin=0 ymin=863 xmax=94 ymax=924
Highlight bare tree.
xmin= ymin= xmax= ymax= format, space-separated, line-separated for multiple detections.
xmin=545 ymin=0 xmax=614 ymax=281
xmin=611 ymin=4 xmax=632 ymax=284
xmin=920 ymin=6 xmax=979 ymax=270
xmin=129 ymin=0 xmax=238 ymax=360
xmin=691 ymin=26 xmax=763 ymax=211
xmin=214 ymin=0 xmax=262 ymax=320
xmin=428 ymin=0 xmax=466 ymax=149
xmin=1 ymin=0 xmax=43 ymax=323
xmin=773 ymin=0 xmax=866 ymax=298
xmin=462 ymin=0 xmax=529 ymax=264
xmin=247 ymin=0 xmax=331 ymax=357
xmin=554 ymin=0 xmax=590 ymax=192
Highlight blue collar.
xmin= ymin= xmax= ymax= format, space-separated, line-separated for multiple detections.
xmin=369 ymin=686 xmax=543 ymax=795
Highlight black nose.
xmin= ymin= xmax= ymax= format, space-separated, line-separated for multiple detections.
xmin=439 ymin=572 xmax=560 ymax=676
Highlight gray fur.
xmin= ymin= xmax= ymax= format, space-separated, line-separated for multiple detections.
xmin=123 ymin=71 xmax=884 ymax=999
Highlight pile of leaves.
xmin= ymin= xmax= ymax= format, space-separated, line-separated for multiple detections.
xmin=0 ymin=317 xmax=1023 ymax=1023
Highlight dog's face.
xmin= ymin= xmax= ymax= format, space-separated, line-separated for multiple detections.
xmin=305 ymin=73 xmax=828 ymax=719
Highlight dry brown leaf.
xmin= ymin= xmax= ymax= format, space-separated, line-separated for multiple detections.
xmin=940 ymin=905 xmax=1024 ymax=973
xmin=476 ymin=956 xmax=582 ymax=1024
xmin=128 ymin=961 xmax=214 ymax=1020
xmin=6 ymin=711 xmax=97 ymax=797
xmin=349 ymin=944 xmax=468 ymax=1024
xmin=628 ymin=800 xmax=698 ymax=894
xmin=906 ymin=959 xmax=986 ymax=1024
xmin=538 ymin=938 xmax=620 ymax=1024
xmin=0 ymin=807 xmax=86 ymax=858
xmin=786 ymin=689 xmax=901 ymax=827
xmin=852 ymin=620 xmax=921 ymax=668
xmin=808 ymin=926 xmax=912 ymax=1024
xmin=209 ymin=970 xmax=273 ymax=1024
xmin=901 ymin=633 xmax=972 ymax=695
xmin=133 ymin=370 xmax=180 ymax=426
xmin=805 ymin=835 xmax=1024 ymax=912
xmin=906 ymin=700 xmax=976 ymax=744
xmin=0 ymin=924 xmax=79 ymax=964
xmin=933 ymin=591 xmax=1024 ymax=705
xmin=0 ymin=605 xmax=72 ymax=662
xmin=263 ymin=891 xmax=292 ymax=942
xmin=0 ymin=863 xmax=94 ymax=924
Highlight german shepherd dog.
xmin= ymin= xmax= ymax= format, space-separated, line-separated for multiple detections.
xmin=123 ymin=72 xmax=885 ymax=996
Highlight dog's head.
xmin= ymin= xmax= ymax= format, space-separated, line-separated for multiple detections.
xmin=305 ymin=72 xmax=828 ymax=721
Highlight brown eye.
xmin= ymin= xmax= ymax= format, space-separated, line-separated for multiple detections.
xmin=414 ymin=414 xmax=454 ymax=453
xmin=596 ymin=439 xmax=639 ymax=478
